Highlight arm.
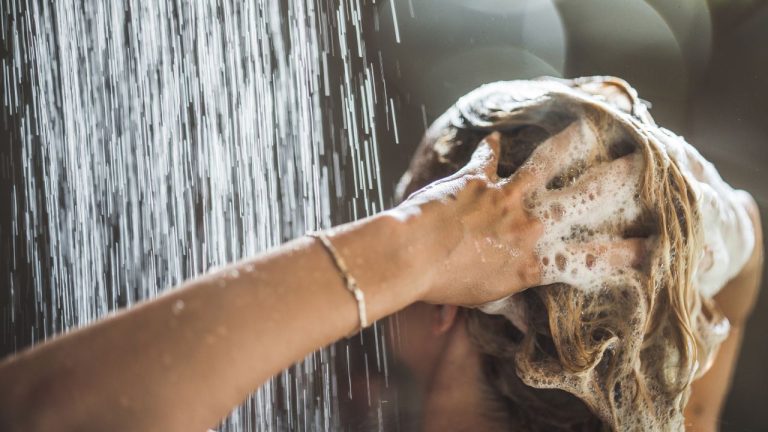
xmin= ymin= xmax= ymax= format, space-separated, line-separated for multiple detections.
xmin=685 ymin=195 xmax=763 ymax=431
xmin=0 ymin=212 xmax=437 ymax=432
xmin=0 ymin=132 xmax=639 ymax=432
xmin=0 ymin=135 xmax=534 ymax=432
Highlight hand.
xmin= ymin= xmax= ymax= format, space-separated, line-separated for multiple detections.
xmin=393 ymin=119 xmax=647 ymax=306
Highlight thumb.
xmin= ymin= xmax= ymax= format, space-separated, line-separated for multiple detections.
xmin=461 ymin=132 xmax=502 ymax=179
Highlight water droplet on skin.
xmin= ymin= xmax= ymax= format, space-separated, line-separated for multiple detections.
xmin=172 ymin=299 xmax=185 ymax=315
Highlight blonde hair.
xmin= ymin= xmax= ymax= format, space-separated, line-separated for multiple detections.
xmin=396 ymin=77 xmax=727 ymax=431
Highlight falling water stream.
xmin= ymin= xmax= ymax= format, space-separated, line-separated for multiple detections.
xmin=1 ymin=0 xmax=399 ymax=430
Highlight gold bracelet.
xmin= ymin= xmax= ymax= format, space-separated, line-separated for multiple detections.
xmin=307 ymin=231 xmax=369 ymax=331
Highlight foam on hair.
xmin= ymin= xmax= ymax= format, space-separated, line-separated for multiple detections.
xmin=395 ymin=76 xmax=753 ymax=431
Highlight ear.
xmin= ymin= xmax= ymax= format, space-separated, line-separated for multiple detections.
xmin=431 ymin=305 xmax=459 ymax=335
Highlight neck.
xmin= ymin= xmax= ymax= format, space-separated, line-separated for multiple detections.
xmin=420 ymin=321 xmax=502 ymax=432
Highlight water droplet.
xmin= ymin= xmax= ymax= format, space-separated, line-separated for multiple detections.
xmin=172 ymin=300 xmax=185 ymax=315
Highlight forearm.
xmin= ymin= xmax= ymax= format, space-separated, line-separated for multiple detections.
xmin=0 ymin=133 xmax=546 ymax=432
xmin=0 ymin=210 xmax=436 ymax=432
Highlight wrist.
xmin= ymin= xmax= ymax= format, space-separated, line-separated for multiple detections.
xmin=327 ymin=208 xmax=441 ymax=321
xmin=383 ymin=199 xmax=464 ymax=300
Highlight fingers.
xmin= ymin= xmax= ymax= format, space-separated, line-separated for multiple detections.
xmin=514 ymin=118 xmax=600 ymax=188
xmin=541 ymin=152 xmax=643 ymax=228
xmin=400 ymin=132 xmax=502 ymax=203
xmin=539 ymin=237 xmax=649 ymax=287
xmin=459 ymin=132 xmax=502 ymax=180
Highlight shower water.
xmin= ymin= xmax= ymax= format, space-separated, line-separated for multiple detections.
xmin=2 ymin=0 xmax=400 ymax=430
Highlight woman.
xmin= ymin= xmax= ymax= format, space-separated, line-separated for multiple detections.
xmin=0 ymin=77 xmax=761 ymax=432
xmin=391 ymin=77 xmax=763 ymax=431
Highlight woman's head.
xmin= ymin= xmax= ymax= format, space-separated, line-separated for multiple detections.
xmin=395 ymin=77 xmax=732 ymax=430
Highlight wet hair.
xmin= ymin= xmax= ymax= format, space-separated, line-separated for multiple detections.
xmin=395 ymin=77 xmax=728 ymax=431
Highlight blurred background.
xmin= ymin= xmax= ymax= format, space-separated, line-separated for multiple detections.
xmin=2 ymin=0 xmax=767 ymax=430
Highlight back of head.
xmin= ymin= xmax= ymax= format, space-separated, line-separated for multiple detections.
xmin=396 ymin=77 xmax=737 ymax=431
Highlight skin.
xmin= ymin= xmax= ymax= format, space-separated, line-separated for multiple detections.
xmin=397 ymin=203 xmax=762 ymax=431
xmin=684 ymin=194 xmax=763 ymax=431
xmin=395 ymin=196 xmax=763 ymax=432
xmin=395 ymin=303 xmax=502 ymax=431
xmin=394 ymin=81 xmax=764 ymax=431
xmin=0 ymin=131 xmax=756 ymax=431
xmin=0 ymin=133 xmax=599 ymax=431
